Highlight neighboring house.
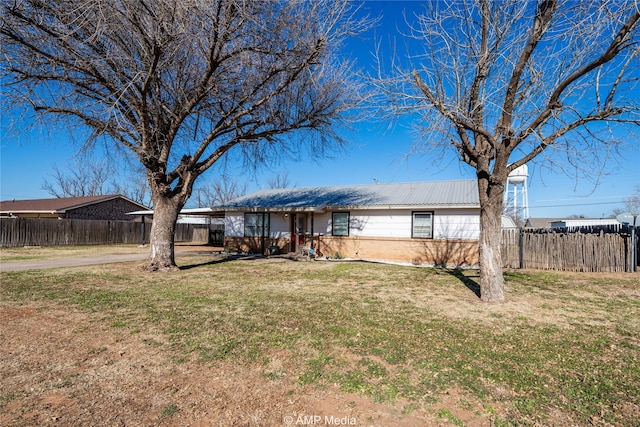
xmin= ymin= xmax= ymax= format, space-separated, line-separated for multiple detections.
xmin=525 ymin=218 xmax=564 ymax=229
xmin=501 ymin=215 xmax=518 ymax=229
xmin=220 ymin=180 xmax=481 ymax=267
xmin=525 ymin=217 xmax=621 ymax=229
xmin=127 ymin=207 xmax=225 ymax=225
xmin=550 ymin=218 xmax=621 ymax=229
xmin=0 ymin=195 xmax=149 ymax=221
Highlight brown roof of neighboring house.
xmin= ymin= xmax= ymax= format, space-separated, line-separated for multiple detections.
xmin=0 ymin=195 xmax=147 ymax=214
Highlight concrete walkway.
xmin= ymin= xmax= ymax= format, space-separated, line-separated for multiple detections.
xmin=0 ymin=246 xmax=224 ymax=272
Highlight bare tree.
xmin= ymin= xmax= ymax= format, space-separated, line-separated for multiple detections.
xmin=42 ymin=159 xmax=113 ymax=198
xmin=267 ymin=172 xmax=296 ymax=189
xmin=109 ymin=167 xmax=152 ymax=207
xmin=2 ymin=0 xmax=369 ymax=271
xmin=375 ymin=0 xmax=639 ymax=302
xmin=613 ymin=184 xmax=640 ymax=216
xmin=626 ymin=185 xmax=640 ymax=214
xmin=195 ymin=178 xmax=248 ymax=207
xmin=42 ymin=157 xmax=151 ymax=205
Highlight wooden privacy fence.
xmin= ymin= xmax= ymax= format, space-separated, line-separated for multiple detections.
xmin=0 ymin=218 xmax=224 ymax=247
xmin=502 ymin=225 xmax=638 ymax=273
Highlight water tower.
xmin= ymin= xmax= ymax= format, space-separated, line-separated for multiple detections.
xmin=503 ymin=164 xmax=529 ymax=221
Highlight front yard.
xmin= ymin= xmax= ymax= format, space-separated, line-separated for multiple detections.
xmin=1 ymin=250 xmax=638 ymax=426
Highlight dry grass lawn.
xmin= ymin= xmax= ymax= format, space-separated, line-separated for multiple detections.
xmin=1 ymin=247 xmax=639 ymax=426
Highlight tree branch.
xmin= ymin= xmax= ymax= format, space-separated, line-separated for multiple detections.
xmin=498 ymin=0 xmax=558 ymax=142
xmin=516 ymin=8 xmax=640 ymax=145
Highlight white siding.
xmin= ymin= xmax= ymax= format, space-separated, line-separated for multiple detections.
xmin=349 ymin=211 xmax=411 ymax=238
xmin=176 ymin=215 xmax=220 ymax=225
xmin=326 ymin=208 xmax=480 ymax=239
xmin=224 ymin=212 xmax=245 ymax=237
xmin=225 ymin=208 xmax=480 ymax=240
xmin=225 ymin=212 xmax=291 ymax=239
xmin=269 ymin=213 xmax=290 ymax=239
xmin=313 ymin=214 xmax=331 ymax=235
xmin=433 ymin=209 xmax=480 ymax=239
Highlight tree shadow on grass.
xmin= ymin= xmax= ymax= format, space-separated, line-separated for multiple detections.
xmin=445 ymin=269 xmax=481 ymax=298
xmin=178 ymin=254 xmax=264 ymax=270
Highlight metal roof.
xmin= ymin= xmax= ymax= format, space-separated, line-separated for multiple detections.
xmin=221 ymin=180 xmax=479 ymax=212
xmin=127 ymin=207 xmax=225 ymax=218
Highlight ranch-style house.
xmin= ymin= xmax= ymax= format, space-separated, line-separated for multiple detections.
xmin=221 ymin=179 xmax=481 ymax=267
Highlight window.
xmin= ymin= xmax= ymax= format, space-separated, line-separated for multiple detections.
xmin=332 ymin=212 xmax=350 ymax=236
xmin=244 ymin=213 xmax=269 ymax=237
xmin=412 ymin=212 xmax=433 ymax=238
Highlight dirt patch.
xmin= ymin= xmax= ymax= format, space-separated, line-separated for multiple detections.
xmin=0 ymin=302 xmax=483 ymax=426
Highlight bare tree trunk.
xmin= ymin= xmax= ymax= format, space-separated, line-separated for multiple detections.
xmin=477 ymin=176 xmax=506 ymax=303
xmin=145 ymin=194 xmax=182 ymax=272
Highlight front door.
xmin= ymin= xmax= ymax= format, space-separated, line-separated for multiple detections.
xmin=291 ymin=214 xmax=307 ymax=252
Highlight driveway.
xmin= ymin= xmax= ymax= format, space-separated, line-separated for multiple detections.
xmin=0 ymin=245 xmax=224 ymax=272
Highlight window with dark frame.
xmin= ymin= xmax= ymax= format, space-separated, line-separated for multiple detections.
xmin=412 ymin=211 xmax=433 ymax=239
xmin=244 ymin=212 xmax=270 ymax=237
xmin=332 ymin=212 xmax=350 ymax=236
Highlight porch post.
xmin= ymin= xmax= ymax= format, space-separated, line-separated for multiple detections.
xmin=311 ymin=212 xmax=314 ymax=249
xmin=261 ymin=212 xmax=266 ymax=255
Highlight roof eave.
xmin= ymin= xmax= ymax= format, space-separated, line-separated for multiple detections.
xmin=223 ymin=206 xmax=326 ymax=213
xmin=325 ymin=204 xmax=480 ymax=210
xmin=221 ymin=204 xmax=480 ymax=212
xmin=0 ymin=210 xmax=60 ymax=215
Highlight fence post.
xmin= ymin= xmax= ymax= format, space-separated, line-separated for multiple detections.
xmin=632 ymin=225 xmax=637 ymax=273
xmin=518 ymin=227 xmax=524 ymax=269
xmin=140 ymin=216 xmax=146 ymax=246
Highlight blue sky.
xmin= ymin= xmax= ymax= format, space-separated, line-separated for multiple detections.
xmin=1 ymin=1 xmax=638 ymax=218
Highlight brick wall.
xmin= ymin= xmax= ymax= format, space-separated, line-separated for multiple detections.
xmin=225 ymin=235 xmax=479 ymax=267
xmin=224 ymin=237 xmax=290 ymax=254
xmin=319 ymin=235 xmax=478 ymax=267
xmin=65 ymin=198 xmax=143 ymax=221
